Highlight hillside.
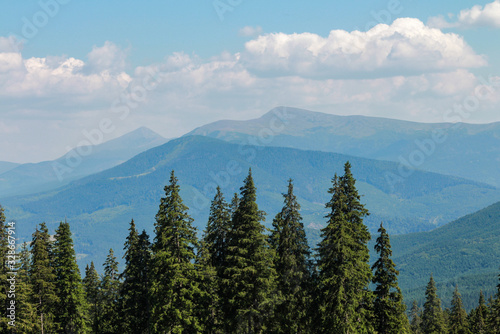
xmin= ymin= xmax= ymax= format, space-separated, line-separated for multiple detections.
xmin=0 ymin=161 xmax=20 ymax=175
xmin=0 ymin=127 xmax=167 ymax=198
xmin=2 ymin=135 xmax=499 ymax=269
xmin=188 ymin=107 xmax=500 ymax=187
xmin=391 ymin=201 xmax=500 ymax=310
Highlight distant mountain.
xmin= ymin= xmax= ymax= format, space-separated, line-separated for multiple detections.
xmin=0 ymin=127 xmax=167 ymax=198
xmin=0 ymin=161 xmax=20 ymax=175
xmin=2 ymin=135 xmax=499 ymax=269
xmin=187 ymin=107 xmax=500 ymax=187
xmin=391 ymin=201 xmax=500 ymax=310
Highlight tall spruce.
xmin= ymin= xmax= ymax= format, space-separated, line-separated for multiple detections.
xmin=317 ymin=162 xmax=373 ymax=333
xmin=372 ymin=222 xmax=408 ymax=334
xmin=119 ymin=220 xmax=152 ymax=334
xmin=269 ymin=179 xmax=312 ymax=333
xmin=410 ymin=301 xmax=423 ymax=334
xmin=222 ymin=169 xmax=277 ymax=333
xmin=422 ymin=275 xmax=446 ymax=334
xmin=449 ymin=285 xmax=470 ymax=334
xmin=470 ymin=291 xmax=488 ymax=334
xmin=0 ymin=205 xmax=9 ymax=331
xmin=83 ymin=262 xmax=101 ymax=334
xmin=150 ymin=171 xmax=201 ymax=333
xmin=53 ymin=221 xmax=88 ymax=333
xmin=30 ymin=223 xmax=58 ymax=334
xmin=487 ymin=272 xmax=500 ymax=333
xmin=14 ymin=243 xmax=37 ymax=333
xmin=101 ymin=249 xmax=120 ymax=334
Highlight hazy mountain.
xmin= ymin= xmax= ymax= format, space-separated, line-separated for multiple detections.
xmin=187 ymin=106 xmax=500 ymax=187
xmin=2 ymin=135 xmax=499 ymax=269
xmin=391 ymin=200 xmax=500 ymax=310
xmin=0 ymin=161 xmax=20 ymax=175
xmin=0 ymin=127 xmax=167 ymax=198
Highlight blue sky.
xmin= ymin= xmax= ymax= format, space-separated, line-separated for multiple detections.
xmin=1 ymin=0 xmax=500 ymax=162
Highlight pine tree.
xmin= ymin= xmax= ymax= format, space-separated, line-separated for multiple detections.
xmin=269 ymin=179 xmax=312 ymax=333
xmin=487 ymin=272 xmax=500 ymax=334
xmin=53 ymin=221 xmax=88 ymax=333
xmin=422 ymin=275 xmax=446 ymax=334
xmin=410 ymin=300 xmax=423 ymax=334
xmin=205 ymin=187 xmax=231 ymax=273
xmin=101 ymin=249 xmax=120 ymax=334
xmin=372 ymin=222 xmax=408 ymax=334
xmin=316 ymin=162 xmax=373 ymax=333
xmin=13 ymin=243 xmax=37 ymax=333
xmin=30 ymin=223 xmax=58 ymax=334
xmin=150 ymin=170 xmax=202 ymax=333
xmin=470 ymin=291 xmax=488 ymax=334
xmin=221 ymin=169 xmax=277 ymax=333
xmin=83 ymin=262 xmax=101 ymax=334
xmin=449 ymin=285 xmax=470 ymax=334
xmin=120 ymin=220 xmax=151 ymax=334
xmin=0 ymin=205 xmax=9 ymax=331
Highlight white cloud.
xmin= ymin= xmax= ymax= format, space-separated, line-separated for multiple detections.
xmin=429 ymin=0 xmax=500 ymax=29
xmin=241 ymin=18 xmax=486 ymax=79
xmin=239 ymin=26 xmax=263 ymax=37
xmin=85 ymin=41 xmax=129 ymax=74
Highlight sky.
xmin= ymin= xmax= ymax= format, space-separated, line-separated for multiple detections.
xmin=1 ymin=0 xmax=500 ymax=163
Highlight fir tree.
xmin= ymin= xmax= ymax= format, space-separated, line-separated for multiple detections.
xmin=0 ymin=205 xmax=9 ymax=331
xmin=150 ymin=171 xmax=202 ymax=333
xmin=470 ymin=291 xmax=488 ymax=334
xmin=316 ymin=162 xmax=373 ymax=333
xmin=101 ymin=248 xmax=120 ymax=334
xmin=14 ymin=243 xmax=37 ymax=334
xmin=410 ymin=300 xmax=423 ymax=334
xmin=120 ymin=220 xmax=151 ymax=334
xmin=449 ymin=285 xmax=470 ymax=334
xmin=269 ymin=179 xmax=312 ymax=333
xmin=221 ymin=169 xmax=277 ymax=333
xmin=83 ymin=262 xmax=101 ymax=334
xmin=30 ymin=223 xmax=58 ymax=334
xmin=53 ymin=221 xmax=88 ymax=333
xmin=372 ymin=222 xmax=408 ymax=334
xmin=487 ymin=272 xmax=500 ymax=334
xmin=422 ymin=275 xmax=446 ymax=334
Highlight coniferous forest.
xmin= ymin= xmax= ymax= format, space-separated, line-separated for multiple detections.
xmin=1 ymin=162 xmax=499 ymax=334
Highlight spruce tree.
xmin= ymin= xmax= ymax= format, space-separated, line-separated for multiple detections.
xmin=269 ymin=179 xmax=312 ymax=333
xmin=30 ymin=223 xmax=58 ymax=334
xmin=150 ymin=171 xmax=201 ymax=333
xmin=372 ymin=222 xmax=408 ymax=334
xmin=0 ymin=205 xmax=9 ymax=331
xmin=487 ymin=273 xmax=500 ymax=334
xmin=83 ymin=262 xmax=101 ymax=334
xmin=14 ymin=243 xmax=37 ymax=334
xmin=470 ymin=291 xmax=488 ymax=334
xmin=221 ymin=169 xmax=277 ymax=333
xmin=53 ymin=221 xmax=88 ymax=333
xmin=410 ymin=300 xmax=423 ymax=334
xmin=449 ymin=285 xmax=470 ymax=334
xmin=120 ymin=220 xmax=151 ymax=334
xmin=422 ymin=275 xmax=446 ymax=334
xmin=317 ymin=162 xmax=373 ymax=333
xmin=101 ymin=249 xmax=120 ymax=334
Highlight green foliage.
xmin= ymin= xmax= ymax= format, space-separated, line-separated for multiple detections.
xmin=83 ymin=261 xmax=101 ymax=334
xmin=0 ymin=205 xmax=9 ymax=331
xmin=119 ymin=220 xmax=151 ymax=334
xmin=150 ymin=171 xmax=202 ymax=333
xmin=469 ymin=291 xmax=489 ymax=334
xmin=316 ymin=162 xmax=373 ymax=333
xmin=372 ymin=222 xmax=408 ymax=333
xmin=53 ymin=221 xmax=88 ymax=333
xmin=13 ymin=243 xmax=37 ymax=333
xmin=221 ymin=169 xmax=277 ymax=333
xmin=422 ymin=275 xmax=447 ymax=334
xmin=449 ymin=285 xmax=470 ymax=334
xmin=410 ymin=300 xmax=423 ymax=334
xmin=100 ymin=249 xmax=120 ymax=334
xmin=269 ymin=179 xmax=312 ymax=333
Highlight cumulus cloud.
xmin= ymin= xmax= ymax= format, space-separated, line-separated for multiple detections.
xmin=429 ymin=0 xmax=500 ymax=29
xmin=241 ymin=18 xmax=486 ymax=79
xmin=84 ymin=41 xmax=129 ymax=74
xmin=239 ymin=26 xmax=263 ymax=37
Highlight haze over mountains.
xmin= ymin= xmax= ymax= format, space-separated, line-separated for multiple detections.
xmin=0 ymin=127 xmax=167 ymax=198
xmin=189 ymin=107 xmax=500 ymax=187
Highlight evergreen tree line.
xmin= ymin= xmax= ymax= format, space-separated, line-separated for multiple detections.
xmin=0 ymin=162 xmax=499 ymax=333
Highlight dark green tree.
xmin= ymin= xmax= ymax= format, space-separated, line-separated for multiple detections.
xmin=449 ymin=285 xmax=470 ymax=334
xmin=150 ymin=171 xmax=201 ymax=333
xmin=83 ymin=262 xmax=101 ymax=334
xmin=53 ymin=221 xmax=88 ymax=333
xmin=422 ymin=275 xmax=446 ymax=334
xmin=221 ymin=169 xmax=277 ymax=333
xmin=100 ymin=249 xmax=120 ymax=334
xmin=269 ymin=179 xmax=312 ymax=333
xmin=119 ymin=220 xmax=152 ymax=334
xmin=372 ymin=222 xmax=408 ymax=334
xmin=0 ymin=205 xmax=9 ymax=331
xmin=487 ymin=273 xmax=500 ymax=333
xmin=30 ymin=223 xmax=58 ymax=334
xmin=316 ymin=162 xmax=373 ymax=333
xmin=13 ymin=243 xmax=37 ymax=333
xmin=469 ymin=291 xmax=488 ymax=334
xmin=410 ymin=300 xmax=423 ymax=334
